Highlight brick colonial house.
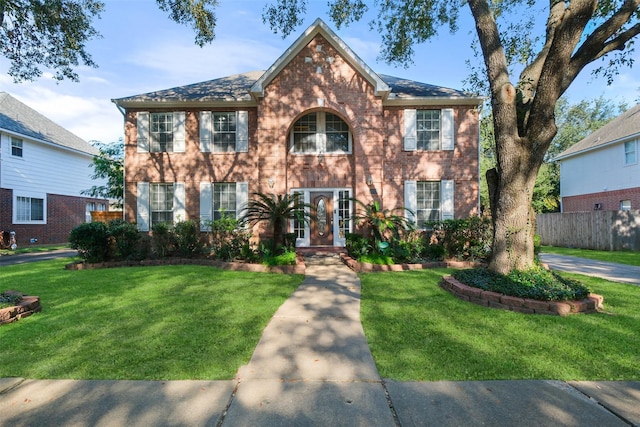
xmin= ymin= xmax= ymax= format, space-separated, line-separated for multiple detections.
xmin=0 ymin=92 xmax=108 ymax=246
xmin=556 ymin=103 xmax=640 ymax=212
xmin=113 ymin=19 xmax=482 ymax=248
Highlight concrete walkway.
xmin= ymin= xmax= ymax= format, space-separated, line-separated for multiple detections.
xmin=1 ymin=257 xmax=640 ymax=425
xmin=540 ymin=253 xmax=640 ymax=285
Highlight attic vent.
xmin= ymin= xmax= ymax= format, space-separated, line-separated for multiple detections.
xmin=316 ymin=45 xmax=323 ymax=52
xmin=594 ymin=203 xmax=602 ymax=210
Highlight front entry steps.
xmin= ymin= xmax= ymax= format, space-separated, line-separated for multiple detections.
xmin=297 ymin=248 xmax=344 ymax=266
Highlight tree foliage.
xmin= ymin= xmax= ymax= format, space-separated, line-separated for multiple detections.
xmin=1 ymin=0 xmax=219 ymax=82
xmin=81 ymin=139 xmax=124 ymax=208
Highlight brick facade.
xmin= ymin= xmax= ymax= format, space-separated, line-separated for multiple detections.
xmin=562 ymin=187 xmax=640 ymax=212
xmin=119 ymin=22 xmax=481 ymax=247
xmin=0 ymin=187 xmax=107 ymax=245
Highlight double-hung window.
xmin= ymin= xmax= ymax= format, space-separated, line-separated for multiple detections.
xmin=11 ymin=137 xmax=23 ymax=157
xmin=199 ymin=181 xmax=249 ymax=231
xmin=624 ymin=140 xmax=637 ymax=165
xmin=404 ymin=180 xmax=454 ymax=227
xmin=16 ymin=196 xmax=44 ymax=222
xmin=137 ymin=111 xmax=186 ymax=153
xmin=404 ymin=108 xmax=454 ymax=151
xmin=291 ymin=112 xmax=351 ymax=154
xmin=150 ymin=183 xmax=174 ymax=225
xmin=136 ymin=182 xmax=185 ymax=231
xmin=199 ymin=111 xmax=248 ymax=153
xmin=213 ymin=183 xmax=237 ymax=220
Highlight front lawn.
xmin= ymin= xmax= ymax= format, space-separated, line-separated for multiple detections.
xmin=361 ymin=269 xmax=640 ymax=381
xmin=541 ymin=246 xmax=640 ymax=267
xmin=0 ymin=259 xmax=302 ymax=380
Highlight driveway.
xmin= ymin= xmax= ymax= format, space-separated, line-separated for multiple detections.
xmin=539 ymin=253 xmax=640 ymax=286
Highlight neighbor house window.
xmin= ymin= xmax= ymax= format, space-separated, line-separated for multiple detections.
xmin=16 ymin=196 xmax=44 ymax=222
xmin=11 ymin=137 xmax=23 ymax=157
xmin=86 ymin=202 xmax=96 ymax=222
xmin=213 ymin=183 xmax=237 ymax=220
xmin=417 ymin=110 xmax=441 ymax=150
xmin=150 ymin=183 xmax=174 ymax=225
xmin=291 ymin=112 xmax=351 ymax=154
xmin=416 ymin=181 xmax=441 ymax=228
xmin=624 ymin=141 xmax=637 ymax=165
xmin=620 ymin=200 xmax=631 ymax=211
xmin=150 ymin=113 xmax=174 ymax=152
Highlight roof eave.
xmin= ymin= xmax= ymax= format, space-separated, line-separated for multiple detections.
xmin=0 ymin=127 xmax=98 ymax=157
xmin=111 ymin=99 xmax=258 ymax=110
xmin=554 ymin=132 xmax=640 ymax=161
xmin=384 ymin=96 xmax=485 ymax=107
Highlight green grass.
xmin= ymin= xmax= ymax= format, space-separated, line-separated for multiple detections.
xmin=0 ymin=259 xmax=302 ymax=380
xmin=541 ymin=246 xmax=640 ymax=267
xmin=361 ymin=269 xmax=640 ymax=381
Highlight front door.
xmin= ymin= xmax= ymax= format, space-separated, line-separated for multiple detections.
xmin=310 ymin=191 xmax=333 ymax=246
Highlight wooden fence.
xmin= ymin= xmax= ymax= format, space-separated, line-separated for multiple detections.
xmin=90 ymin=211 xmax=123 ymax=223
xmin=536 ymin=210 xmax=640 ymax=251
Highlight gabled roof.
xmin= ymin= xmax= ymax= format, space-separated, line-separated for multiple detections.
xmin=0 ymin=92 xmax=99 ymax=156
xmin=555 ymin=103 xmax=640 ymax=161
xmin=250 ymin=18 xmax=389 ymax=98
xmin=112 ymin=19 xmax=483 ymax=109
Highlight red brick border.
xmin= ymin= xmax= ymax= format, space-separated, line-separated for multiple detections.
xmin=340 ymin=254 xmax=480 ymax=272
xmin=440 ymin=276 xmax=604 ymax=316
xmin=0 ymin=292 xmax=41 ymax=325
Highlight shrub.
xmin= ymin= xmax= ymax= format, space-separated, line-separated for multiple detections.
xmin=151 ymin=222 xmax=175 ymax=258
xmin=174 ymin=220 xmax=203 ymax=257
xmin=345 ymin=233 xmax=372 ymax=258
xmin=205 ymin=216 xmax=253 ymax=262
xmin=452 ymin=267 xmax=591 ymax=302
xmin=262 ymin=249 xmax=297 ymax=266
xmin=108 ymin=219 xmax=141 ymax=260
xmin=429 ymin=216 xmax=492 ymax=261
xmin=0 ymin=292 xmax=23 ymax=309
xmin=69 ymin=222 xmax=112 ymax=262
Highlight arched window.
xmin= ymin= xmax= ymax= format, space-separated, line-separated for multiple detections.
xmin=291 ymin=112 xmax=351 ymax=154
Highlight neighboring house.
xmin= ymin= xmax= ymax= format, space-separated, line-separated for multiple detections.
xmin=112 ymin=19 xmax=482 ymax=248
xmin=556 ymin=104 xmax=640 ymax=212
xmin=0 ymin=92 xmax=108 ymax=245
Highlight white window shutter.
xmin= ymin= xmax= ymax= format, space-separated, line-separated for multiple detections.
xmin=441 ymin=108 xmax=454 ymax=151
xmin=200 ymin=111 xmax=212 ymax=152
xmin=403 ymin=109 xmax=417 ymax=151
xmin=441 ymin=180 xmax=454 ymax=220
xmin=236 ymin=111 xmax=249 ymax=152
xmin=136 ymin=182 xmax=150 ymax=231
xmin=237 ymin=182 xmax=249 ymax=219
xmin=137 ymin=112 xmax=149 ymax=153
xmin=404 ymin=180 xmax=417 ymax=224
xmin=173 ymin=111 xmax=186 ymax=152
xmin=199 ymin=182 xmax=212 ymax=231
xmin=173 ymin=182 xmax=186 ymax=222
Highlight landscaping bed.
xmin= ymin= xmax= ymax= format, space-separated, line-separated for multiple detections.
xmin=0 ymin=291 xmax=41 ymax=325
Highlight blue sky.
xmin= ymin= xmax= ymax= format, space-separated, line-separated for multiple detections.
xmin=1 ymin=0 xmax=639 ymax=144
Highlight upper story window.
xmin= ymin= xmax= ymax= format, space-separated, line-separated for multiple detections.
xmin=137 ymin=111 xmax=186 ymax=153
xmin=150 ymin=113 xmax=174 ymax=152
xmin=291 ymin=112 xmax=351 ymax=154
xmin=11 ymin=137 xmax=23 ymax=157
xmin=620 ymin=200 xmax=631 ymax=211
xmin=16 ymin=196 xmax=44 ymax=222
xmin=199 ymin=111 xmax=248 ymax=153
xmin=404 ymin=108 xmax=454 ymax=151
xmin=624 ymin=140 xmax=637 ymax=165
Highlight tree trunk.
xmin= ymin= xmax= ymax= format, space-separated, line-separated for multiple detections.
xmin=487 ymin=135 xmax=541 ymax=274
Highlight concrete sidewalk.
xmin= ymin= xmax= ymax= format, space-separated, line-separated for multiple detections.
xmin=540 ymin=253 xmax=640 ymax=285
xmin=1 ymin=260 xmax=639 ymax=426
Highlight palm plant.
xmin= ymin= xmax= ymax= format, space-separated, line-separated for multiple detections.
xmin=241 ymin=192 xmax=315 ymax=252
xmin=349 ymin=198 xmax=413 ymax=245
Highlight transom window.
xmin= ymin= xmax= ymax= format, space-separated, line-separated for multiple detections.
xmin=291 ymin=112 xmax=351 ymax=154
xmin=416 ymin=181 xmax=441 ymax=228
xmin=213 ymin=183 xmax=237 ymax=220
xmin=213 ymin=112 xmax=237 ymax=152
xmin=624 ymin=140 xmax=637 ymax=165
xmin=417 ymin=110 xmax=441 ymax=150
xmin=17 ymin=196 xmax=44 ymax=222
xmin=150 ymin=183 xmax=174 ymax=225
xmin=11 ymin=137 xmax=23 ymax=157
xmin=150 ymin=113 xmax=174 ymax=152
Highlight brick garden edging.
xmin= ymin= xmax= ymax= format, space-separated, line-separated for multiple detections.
xmin=0 ymin=291 xmax=42 ymax=325
xmin=340 ymin=254 xmax=481 ymax=272
xmin=440 ymin=276 xmax=604 ymax=316
xmin=65 ymin=256 xmax=305 ymax=275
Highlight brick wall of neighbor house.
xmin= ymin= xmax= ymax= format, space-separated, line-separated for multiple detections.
xmin=562 ymin=187 xmax=640 ymax=212
xmin=0 ymin=188 xmax=107 ymax=245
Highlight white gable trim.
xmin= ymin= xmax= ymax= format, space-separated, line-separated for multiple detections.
xmin=250 ymin=18 xmax=390 ymax=99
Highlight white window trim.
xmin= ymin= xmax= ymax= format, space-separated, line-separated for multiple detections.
xmin=624 ymin=140 xmax=637 ymax=166
xmin=199 ymin=182 xmax=249 ymax=231
xmin=13 ymin=192 xmax=47 ymax=225
xmin=10 ymin=137 xmax=24 ymax=158
xmin=289 ymin=188 xmax=352 ymax=247
xmin=404 ymin=108 xmax=454 ymax=151
xmin=136 ymin=182 xmax=185 ymax=231
xmin=199 ymin=111 xmax=249 ymax=153
xmin=404 ymin=180 xmax=454 ymax=227
xmin=290 ymin=112 xmax=352 ymax=155
xmin=137 ymin=111 xmax=186 ymax=153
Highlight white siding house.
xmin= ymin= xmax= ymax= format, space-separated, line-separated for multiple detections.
xmin=556 ymin=104 xmax=640 ymax=212
xmin=0 ymin=92 xmax=108 ymax=245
